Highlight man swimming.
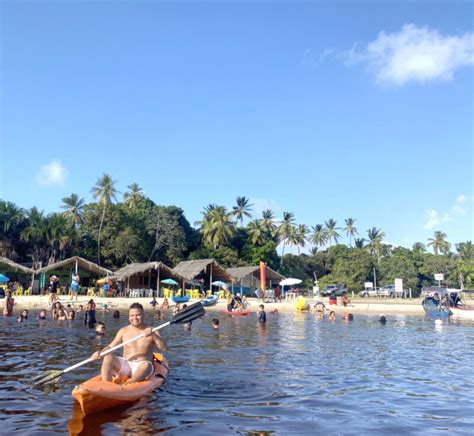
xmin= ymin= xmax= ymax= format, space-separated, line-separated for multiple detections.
xmin=92 ymin=302 xmax=167 ymax=384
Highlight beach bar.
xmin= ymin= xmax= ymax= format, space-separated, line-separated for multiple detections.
xmin=227 ymin=265 xmax=285 ymax=297
xmin=110 ymin=262 xmax=185 ymax=298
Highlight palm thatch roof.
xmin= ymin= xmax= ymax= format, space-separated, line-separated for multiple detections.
xmin=173 ymin=259 xmax=232 ymax=282
xmin=36 ymin=256 xmax=112 ymax=276
xmin=110 ymin=262 xmax=184 ymax=283
xmin=0 ymin=256 xmax=35 ymax=274
xmin=227 ymin=265 xmax=285 ymax=282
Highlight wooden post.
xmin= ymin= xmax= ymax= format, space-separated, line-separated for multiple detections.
xmin=75 ymin=259 xmax=78 ymax=274
xmin=209 ymin=263 xmax=213 ymax=294
xmin=156 ymin=265 xmax=160 ymax=297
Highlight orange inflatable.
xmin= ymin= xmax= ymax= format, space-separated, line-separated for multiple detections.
xmin=71 ymin=355 xmax=168 ymax=415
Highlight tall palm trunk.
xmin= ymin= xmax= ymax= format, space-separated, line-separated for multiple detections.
xmin=97 ymin=205 xmax=106 ymax=266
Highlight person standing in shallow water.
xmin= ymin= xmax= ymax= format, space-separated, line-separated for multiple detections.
xmin=257 ymin=304 xmax=266 ymax=323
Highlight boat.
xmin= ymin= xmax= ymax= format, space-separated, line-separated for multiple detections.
xmin=71 ymin=354 xmax=169 ymax=415
xmin=448 ymin=289 xmax=474 ymax=319
xmin=172 ymin=295 xmax=190 ymax=304
xmin=220 ymin=309 xmax=251 ymax=316
xmin=201 ymin=294 xmax=218 ymax=307
xmin=421 ymin=288 xmax=474 ymax=319
xmin=422 ymin=294 xmax=451 ymax=318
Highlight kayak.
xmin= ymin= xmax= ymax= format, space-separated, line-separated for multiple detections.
xmin=220 ymin=309 xmax=251 ymax=316
xmin=201 ymin=294 xmax=218 ymax=307
xmin=71 ymin=354 xmax=169 ymax=415
xmin=172 ymin=295 xmax=190 ymax=304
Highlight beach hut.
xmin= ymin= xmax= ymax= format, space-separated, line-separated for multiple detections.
xmin=227 ymin=265 xmax=285 ymax=297
xmin=173 ymin=259 xmax=233 ymax=294
xmin=35 ymin=256 xmax=112 ymax=294
xmin=110 ymin=262 xmax=185 ymax=298
xmin=0 ymin=256 xmax=35 ymax=292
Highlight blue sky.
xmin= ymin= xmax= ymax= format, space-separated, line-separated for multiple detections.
xmin=1 ymin=1 xmax=473 ymax=250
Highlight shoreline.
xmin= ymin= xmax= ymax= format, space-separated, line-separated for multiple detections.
xmin=5 ymin=295 xmax=425 ymax=316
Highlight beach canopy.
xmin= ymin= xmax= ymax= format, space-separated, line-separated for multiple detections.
xmin=161 ymin=278 xmax=178 ymax=285
xmin=279 ymin=278 xmax=302 ymax=286
xmin=0 ymin=274 xmax=10 ymax=284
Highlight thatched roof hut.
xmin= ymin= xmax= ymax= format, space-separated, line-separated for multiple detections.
xmin=36 ymin=256 xmax=112 ymax=276
xmin=173 ymin=259 xmax=232 ymax=290
xmin=111 ymin=262 xmax=185 ymax=291
xmin=0 ymin=256 xmax=35 ymax=274
xmin=227 ymin=265 xmax=285 ymax=282
xmin=227 ymin=265 xmax=285 ymax=297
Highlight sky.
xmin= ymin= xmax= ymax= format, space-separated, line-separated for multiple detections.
xmin=0 ymin=0 xmax=473 ymax=250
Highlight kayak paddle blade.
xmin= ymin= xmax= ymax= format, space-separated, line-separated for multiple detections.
xmin=171 ymin=302 xmax=205 ymax=324
xmin=31 ymin=370 xmax=63 ymax=387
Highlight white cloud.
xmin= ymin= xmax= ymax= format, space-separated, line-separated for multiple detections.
xmin=345 ymin=24 xmax=474 ymax=85
xmin=423 ymin=194 xmax=471 ymax=230
xmin=36 ymin=160 xmax=68 ymax=187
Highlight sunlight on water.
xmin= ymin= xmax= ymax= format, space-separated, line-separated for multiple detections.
xmin=0 ymin=310 xmax=473 ymax=435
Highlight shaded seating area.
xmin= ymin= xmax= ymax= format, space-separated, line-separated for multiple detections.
xmin=0 ymin=257 xmax=35 ymax=296
xmin=227 ymin=265 xmax=285 ymax=299
xmin=110 ymin=262 xmax=185 ymax=298
xmin=36 ymin=256 xmax=112 ymax=296
xmin=173 ymin=259 xmax=233 ymax=298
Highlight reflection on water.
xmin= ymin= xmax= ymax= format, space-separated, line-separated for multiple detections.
xmin=1 ymin=310 xmax=473 ymax=435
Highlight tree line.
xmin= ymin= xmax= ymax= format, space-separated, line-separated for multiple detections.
xmin=0 ymin=174 xmax=472 ymax=292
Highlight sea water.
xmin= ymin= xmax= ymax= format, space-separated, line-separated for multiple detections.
xmin=0 ymin=310 xmax=473 ymax=435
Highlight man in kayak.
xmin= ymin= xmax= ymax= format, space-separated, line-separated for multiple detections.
xmin=92 ymin=302 xmax=167 ymax=384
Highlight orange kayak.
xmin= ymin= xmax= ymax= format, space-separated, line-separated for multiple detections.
xmin=71 ymin=355 xmax=169 ymax=415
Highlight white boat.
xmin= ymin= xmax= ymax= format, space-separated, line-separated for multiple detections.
xmin=447 ymin=288 xmax=474 ymax=320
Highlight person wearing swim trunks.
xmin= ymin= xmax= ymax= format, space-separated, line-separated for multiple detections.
xmin=92 ymin=302 xmax=167 ymax=384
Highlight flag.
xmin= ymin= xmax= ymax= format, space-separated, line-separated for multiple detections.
xmin=259 ymin=261 xmax=266 ymax=293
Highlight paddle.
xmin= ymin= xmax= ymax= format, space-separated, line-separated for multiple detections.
xmin=31 ymin=302 xmax=205 ymax=387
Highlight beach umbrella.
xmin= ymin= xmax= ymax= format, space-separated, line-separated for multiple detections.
xmin=161 ymin=278 xmax=178 ymax=285
xmin=279 ymin=278 xmax=302 ymax=286
xmin=279 ymin=278 xmax=302 ymax=296
xmin=0 ymin=274 xmax=9 ymax=284
xmin=211 ymin=280 xmax=227 ymax=287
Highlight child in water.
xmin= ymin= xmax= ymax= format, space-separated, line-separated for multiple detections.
xmin=257 ymin=304 xmax=266 ymax=323
xmin=211 ymin=318 xmax=219 ymax=330
xmin=95 ymin=321 xmax=106 ymax=336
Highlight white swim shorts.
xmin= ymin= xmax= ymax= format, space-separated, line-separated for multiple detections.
xmin=116 ymin=357 xmax=153 ymax=378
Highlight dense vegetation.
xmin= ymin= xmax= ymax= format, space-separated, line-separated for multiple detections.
xmin=0 ymin=174 xmax=472 ymax=293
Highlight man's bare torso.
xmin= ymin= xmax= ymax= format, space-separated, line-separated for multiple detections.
xmin=120 ymin=325 xmax=160 ymax=361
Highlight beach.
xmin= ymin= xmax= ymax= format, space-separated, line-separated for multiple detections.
xmin=6 ymin=295 xmax=425 ymax=316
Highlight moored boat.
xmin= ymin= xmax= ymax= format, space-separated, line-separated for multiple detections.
xmin=172 ymin=295 xmax=190 ymax=304
xmin=72 ymin=355 xmax=169 ymax=415
xmin=220 ymin=309 xmax=251 ymax=316
xmin=201 ymin=294 xmax=218 ymax=307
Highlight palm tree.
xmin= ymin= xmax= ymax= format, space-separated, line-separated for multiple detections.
xmin=21 ymin=207 xmax=47 ymax=266
xmin=412 ymin=242 xmax=426 ymax=253
xmin=0 ymin=201 xmax=24 ymax=234
xmin=123 ymin=183 xmax=144 ymax=209
xmin=261 ymin=209 xmax=277 ymax=236
xmin=354 ymin=238 xmax=366 ymax=249
xmin=197 ymin=205 xmax=235 ymax=248
xmin=60 ymin=193 xmax=85 ymax=225
xmin=427 ymin=231 xmax=450 ymax=255
xmin=310 ymin=224 xmax=328 ymax=249
xmin=325 ymin=218 xmax=341 ymax=247
xmin=278 ymin=212 xmax=296 ymax=255
xmin=343 ymin=217 xmax=358 ymax=247
xmin=44 ymin=213 xmax=72 ymax=263
xmin=295 ymin=224 xmax=309 ymax=254
xmin=367 ymin=227 xmax=385 ymax=263
xmin=247 ymin=220 xmax=265 ymax=246
xmin=232 ymin=196 xmax=253 ymax=226
xmin=91 ymin=173 xmax=118 ymax=265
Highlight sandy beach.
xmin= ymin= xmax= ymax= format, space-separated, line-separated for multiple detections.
xmin=5 ymin=295 xmax=425 ymax=317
